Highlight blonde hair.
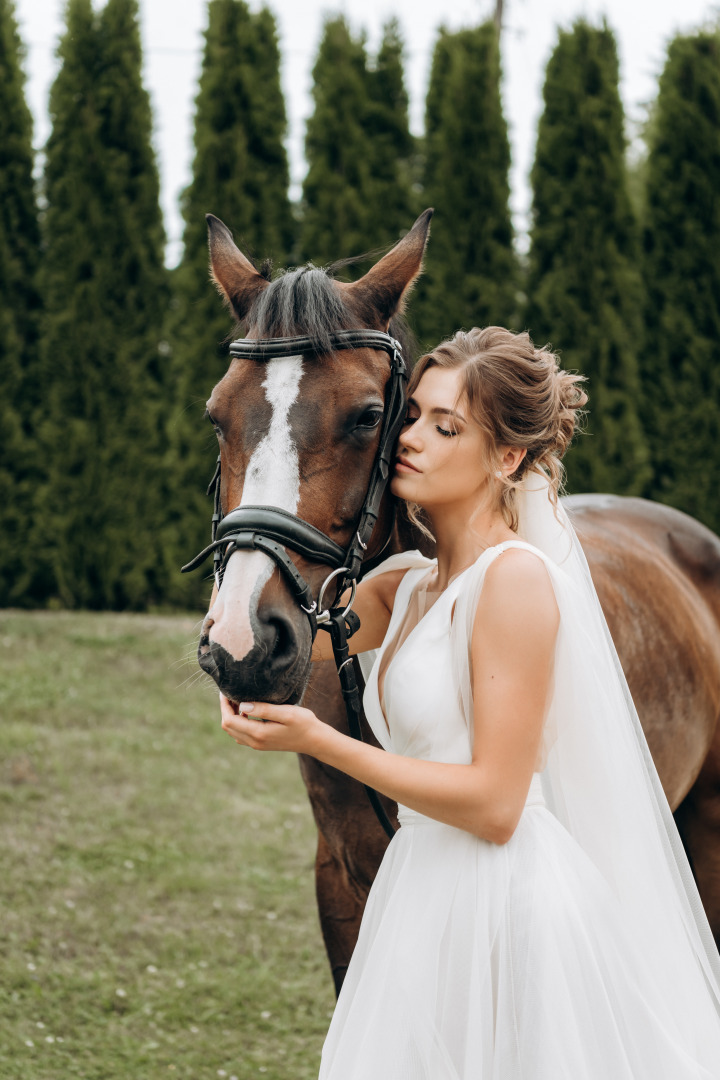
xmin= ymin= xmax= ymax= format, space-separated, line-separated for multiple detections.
xmin=404 ymin=326 xmax=589 ymax=538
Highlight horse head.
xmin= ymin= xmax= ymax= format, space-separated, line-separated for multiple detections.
xmin=192 ymin=209 xmax=432 ymax=705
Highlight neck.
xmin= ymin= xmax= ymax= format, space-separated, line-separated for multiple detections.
xmin=425 ymin=488 xmax=515 ymax=590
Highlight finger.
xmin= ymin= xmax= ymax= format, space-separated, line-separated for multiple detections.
xmin=223 ymin=711 xmax=272 ymax=749
xmin=237 ymin=701 xmax=286 ymax=723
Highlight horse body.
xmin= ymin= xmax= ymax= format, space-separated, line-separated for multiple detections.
xmin=192 ymin=211 xmax=720 ymax=994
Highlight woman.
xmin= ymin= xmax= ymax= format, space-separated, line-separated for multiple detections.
xmin=220 ymin=326 xmax=720 ymax=1078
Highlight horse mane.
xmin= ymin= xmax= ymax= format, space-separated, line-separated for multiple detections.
xmin=246 ymin=266 xmax=358 ymax=355
xmin=244 ymin=261 xmax=417 ymax=366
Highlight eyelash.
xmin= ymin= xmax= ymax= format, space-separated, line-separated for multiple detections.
xmin=404 ymin=415 xmax=457 ymax=438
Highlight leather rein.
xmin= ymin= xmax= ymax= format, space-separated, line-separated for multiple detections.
xmin=181 ymin=328 xmax=408 ymax=839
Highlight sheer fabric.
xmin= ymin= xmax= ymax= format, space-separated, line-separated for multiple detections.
xmin=318 ymin=469 xmax=720 ymax=1078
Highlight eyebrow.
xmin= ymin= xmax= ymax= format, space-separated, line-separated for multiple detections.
xmin=407 ymin=397 xmax=467 ymax=423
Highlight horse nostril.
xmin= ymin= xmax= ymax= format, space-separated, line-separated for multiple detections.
xmin=268 ymin=613 xmax=292 ymax=661
xmin=257 ymin=607 xmax=298 ymax=670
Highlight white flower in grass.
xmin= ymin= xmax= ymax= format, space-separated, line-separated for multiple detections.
xmin=260 ymin=1011 xmax=271 ymax=1020
xmin=115 ymin=988 xmax=127 ymax=998
xmin=146 ymin=964 xmax=158 ymax=974
xmin=265 ymin=911 xmax=277 ymax=921
xmin=124 ymin=860 xmax=134 ymax=869
xmin=45 ymin=1035 xmax=55 ymax=1043
xmin=189 ymin=1026 xmax=199 ymax=1034
xmin=64 ymin=899 xmax=75 ymax=909
xmin=217 ymin=1071 xmax=227 ymax=1077
xmin=175 ymin=978 xmax=185 ymax=988
xmin=26 ymin=962 xmax=36 ymax=971
xmin=35 ymin=1022 xmax=45 ymax=1029
xmin=25 ymin=1040 xmax=34 ymax=1048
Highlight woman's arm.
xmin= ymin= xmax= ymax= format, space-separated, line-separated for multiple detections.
xmin=221 ymin=548 xmax=559 ymax=845
xmin=310 ymin=568 xmax=407 ymax=662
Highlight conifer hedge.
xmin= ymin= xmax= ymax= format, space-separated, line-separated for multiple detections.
xmin=524 ymin=19 xmax=651 ymax=497
xmin=639 ymin=30 xmax=720 ymax=532
xmin=0 ymin=0 xmax=41 ymax=606
xmin=414 ymin=21 xmax=518 ymax=348
xmin=300 ymin=16 xmax=416 ymax=276
xmin=36 ymin=0 xmax=169 ymax=610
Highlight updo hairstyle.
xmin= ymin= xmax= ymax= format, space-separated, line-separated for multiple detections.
xmin=405 ymin=325 xmax=589 ymax=536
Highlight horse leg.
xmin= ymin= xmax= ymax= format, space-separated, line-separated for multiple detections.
xmin=673 ymin=736 xmax=720 ymax=947
xmin=314 ymin=830 xmax=367 ymax=996
xmin=299 ymin=659 xmax=394 ymax=996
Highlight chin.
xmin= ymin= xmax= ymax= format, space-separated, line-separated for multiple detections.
xmin=390 ymin=473 xmax=416 ymax=497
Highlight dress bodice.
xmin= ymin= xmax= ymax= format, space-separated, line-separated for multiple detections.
xmin=362 ymin=540 xmax=550 ymax=825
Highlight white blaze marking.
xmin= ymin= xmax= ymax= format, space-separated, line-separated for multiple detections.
xmin=241 ymin=356 xmax=303 ymax=511
xmin=209 ymin=356 xmax=304 ymax=661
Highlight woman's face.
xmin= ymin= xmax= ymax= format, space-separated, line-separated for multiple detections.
xmin=390 ymin=365 xmax=494 ymax=512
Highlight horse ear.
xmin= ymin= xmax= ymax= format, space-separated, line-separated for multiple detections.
xmin=206 ymin=214 xmax=268 ymax=320
xmin=341 ymin=208 xmax=433 ymax=328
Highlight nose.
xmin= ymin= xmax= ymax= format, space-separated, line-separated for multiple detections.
xmin=398 ymin=423 xmax=422 ymax=453
xmin=198 ymin=547 xmax=312 ymax=702
xmin=200 ymin=602 xmax=307 ymax=703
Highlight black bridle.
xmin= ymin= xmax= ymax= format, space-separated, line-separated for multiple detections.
xmin=181 ymin=329 xmax=408 ymax=839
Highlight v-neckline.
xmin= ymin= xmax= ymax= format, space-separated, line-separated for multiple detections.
xmin=373 ymin=542 xmax=507 ymax=739
xmin=367 ymin=538 xmax=540 ymax=745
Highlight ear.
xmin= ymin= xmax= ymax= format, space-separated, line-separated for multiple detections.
xmin=206 ymin=214 xmax=268 ymax=320
xmin=340 ymin=208 xmax=433 ymax=329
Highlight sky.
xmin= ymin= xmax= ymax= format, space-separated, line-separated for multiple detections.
xmin=14 ymin=0 xmax=720 ymax=267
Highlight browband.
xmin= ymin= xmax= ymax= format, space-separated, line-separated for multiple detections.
xmin=229 ymin=329 xmax=402 ymax=361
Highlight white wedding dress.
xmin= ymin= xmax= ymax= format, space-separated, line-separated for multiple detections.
xmin=318 ymin=539 xmax=720 ymax=1079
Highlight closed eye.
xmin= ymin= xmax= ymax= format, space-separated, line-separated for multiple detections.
xmin=403 ymin=413 xmax=456 ymax=437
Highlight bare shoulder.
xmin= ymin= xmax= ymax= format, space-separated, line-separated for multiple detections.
xmin=474 ymin=547 xmax=560 ymax=639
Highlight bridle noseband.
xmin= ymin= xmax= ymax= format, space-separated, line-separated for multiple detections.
xmin=181 ymin=328 xmax=408 ymax=838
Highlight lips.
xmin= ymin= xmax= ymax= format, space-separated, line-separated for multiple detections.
xmin=395 ymin=457 xmax=420 ymax=473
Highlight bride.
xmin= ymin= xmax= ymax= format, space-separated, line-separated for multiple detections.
xmin=219 ymin=325 xmax=720 ymax=1077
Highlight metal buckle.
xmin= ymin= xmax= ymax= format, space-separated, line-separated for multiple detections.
xmin=315 ymin=567 xmax=357 ymax=626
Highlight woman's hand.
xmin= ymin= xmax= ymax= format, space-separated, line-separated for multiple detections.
xmin=219 ymin=693 xmax=326 ymax=756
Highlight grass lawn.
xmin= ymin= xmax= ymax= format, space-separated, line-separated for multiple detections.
xmin=0 ymin=609 xmax=335 ymax=1079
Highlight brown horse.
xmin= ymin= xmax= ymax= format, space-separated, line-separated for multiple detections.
xmin=194 ymin=210 xmax=720 ymax=995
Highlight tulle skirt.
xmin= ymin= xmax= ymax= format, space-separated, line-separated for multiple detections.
xmin=318 ymin=778 xmax=717 ymax=1079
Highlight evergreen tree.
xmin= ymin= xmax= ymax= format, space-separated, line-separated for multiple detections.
xmin=364 ymin=20 xmax=418 ymax=248
xmin=165 ymin=0 xmax=293 ymax=608
xmin=414 ymin=21 xmax=518 ymax=348
xmin=0 ymin=0 xmax=41 ymax=606
xmin=300 ymin=18 xmax=416 ymax=273
xmin=36 ymin=0 xmax=169 ymax=610
xmin=300 ymin=17 xmax=375 ymax=268
xmin=639 ymin=31 xmax=720 ymax=531
xmin=524 ymin=18 xmax=650 ymax=497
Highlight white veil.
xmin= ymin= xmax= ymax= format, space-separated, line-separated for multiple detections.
xmin=449 ymin=465 xmax=720 ymax=1060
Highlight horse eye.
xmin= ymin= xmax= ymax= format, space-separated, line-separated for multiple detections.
xmin=204 ymin=408 xmax=221 ymax=432
xmin=356 ymin=409 xmax=384 ymax=430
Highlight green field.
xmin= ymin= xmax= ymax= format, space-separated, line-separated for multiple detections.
xmin=0 ymin=610 xmax=335 ymax=1079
